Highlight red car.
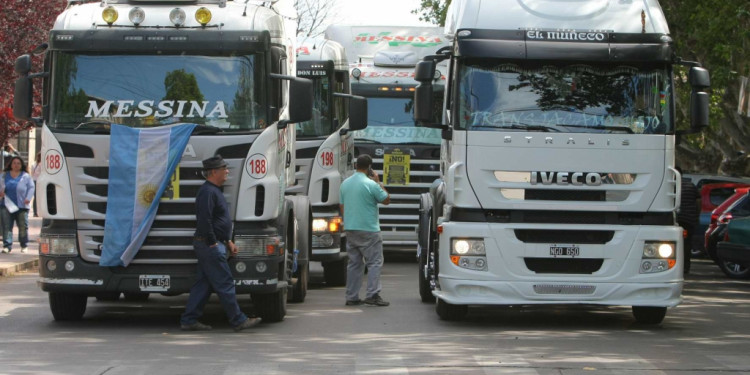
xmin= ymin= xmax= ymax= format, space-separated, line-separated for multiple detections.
xmin=704 ymin=187 xmax=750 ymax=259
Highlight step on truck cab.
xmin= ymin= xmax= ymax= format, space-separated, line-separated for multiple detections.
xmin=13 ymin=0 xmax=314 ymax=323
xmin=325 ymin=25 xmax=449 ymax=252
xmin=413 ymin=0 xmax=711 ymax=324
xmin=291 ymin=37 xmax=368 ymax=286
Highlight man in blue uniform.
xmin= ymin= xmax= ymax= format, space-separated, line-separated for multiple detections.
xmin=180 ymin=155 xmax=261 ymax=331
xmin=340 ymin=154 xmax=391 ymax=306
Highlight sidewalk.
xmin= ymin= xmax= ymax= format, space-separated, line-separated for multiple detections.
xmin=0 ymin=216 xmax=41 ymax=277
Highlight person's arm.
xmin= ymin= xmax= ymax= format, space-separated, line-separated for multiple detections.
xmin=369 ymin=170 xmax=390 ymax=205
xmin=24 ymin=174 xmax=35 ymax=205
xmin=196 ymin=189 xmax=219 ymax=247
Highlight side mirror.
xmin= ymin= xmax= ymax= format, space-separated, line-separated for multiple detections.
xmin=14 ymin=78 xmax=33 ymax=122
xmin=347 ymin=96 xmax=367 ymax=131
xmin=414 ymin=82 xmax=434 ymax=124
xmin=15 ymin=55 xmax=32 ymax=75
xmin=689 ymin=67 xmax=711 ymax=132
xmin=689 ymin=67 xmax=710 ymax=89
xmin=278 ymin=76 xmax=313 ymax=128
xmin=414 ymin=60 xmax=436 ymax=83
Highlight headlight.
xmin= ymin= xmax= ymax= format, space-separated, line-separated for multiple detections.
xmin=658 ymin=243 xmax=674 ymax=258
xmin=234 ymin=236 xmax=281 ymax=257
xmin=640 ymin=241 xmax=676 ymax=274
xmin=40 ymin=236 xmax=77 ymax=256
xmin=312 ymin=218 xmax=328 ymax=232
xmin=312 ymin=217 xmax=342 ymax=233
xmin=102 ymin=6 xmax=119 ymax=25
xmin=451 ymin=238 xmax=485 ymax=255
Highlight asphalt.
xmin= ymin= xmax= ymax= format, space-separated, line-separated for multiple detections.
xmin=0 ymin=216 xmax=41 ymax=277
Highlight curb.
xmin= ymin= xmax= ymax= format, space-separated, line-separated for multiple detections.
xmin=0 ymin=258 xmax=39 ymax=277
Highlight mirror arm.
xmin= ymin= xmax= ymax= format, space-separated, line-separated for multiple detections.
xmin=339 ymin=128 xmax=349 ymax=135
xmin=673 ymin=56 xmax=702 ymax=68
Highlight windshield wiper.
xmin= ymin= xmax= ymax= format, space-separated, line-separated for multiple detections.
xmin=75 ymin=120 xmax=111 ymax=130
xmin=558 ymin=124 xmax=634 ymax=134
xmin=191 ymin=125 xmax=224 ymax=135
xmin=470 ymin=124 xmax=559 ymax=132
xmin=353 ymin=138 xmax=381 ymax=143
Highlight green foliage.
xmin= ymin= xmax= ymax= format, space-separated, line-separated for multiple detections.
xmin=411 ymin=0 xmax=452 ymax=26
xmin=163 ymin=69 xmax=205 ymax=103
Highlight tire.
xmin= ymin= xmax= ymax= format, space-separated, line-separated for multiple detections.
xmin=716 ymin=259 xmax=750 ymax=279
xmin=323 ymin=258 xmax=347 ymax=286
xmin=123 ymin=292 xmax=150 ymax=302
xmin=252 ymin=289 xmax=287 ymax=323
xmin=418 ymin=248 xmax=435 ymax=303
xmin=49 ymin=292 xmax=87 ymax=321
xmin=288 ymin=261 xmax=309 ymax=303
xmin=95 ymin=292 xmax=120 ymax=302
xmin=435 ymin=298 xmax=467 ymax=321
xmin=632 ymin=306 xmax=667 ymax=324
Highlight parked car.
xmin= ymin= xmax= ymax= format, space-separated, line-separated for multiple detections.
xmin=716 ymin=217 xmax=750 ymax=270
xmin=692 ymin=181 xmax=750 ymax=254
xmin=706 ymin=193 xmax=750 ymax=279
xmin=704 ymin=187 xmax=750 ymax=259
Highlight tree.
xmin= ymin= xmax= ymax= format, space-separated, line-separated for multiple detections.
xmin=0 ymin=0 xmax=68 ymax=145
xmin=411 ymin=0 xmax=452 ymax=26
xmin=295 ymin=0 xmax=339 ymax=37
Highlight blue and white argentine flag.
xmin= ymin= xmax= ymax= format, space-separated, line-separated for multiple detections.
xmin=100 ymin=123 xmax=196 ymax=267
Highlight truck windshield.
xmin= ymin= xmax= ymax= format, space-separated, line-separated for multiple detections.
xmin=457 ymin=61 xmax=673 ymax=134
xmin=354 ymin=96 xmax=442 ymax=145
xmin=296 ymin=76 xmax=332 ymax=137
xmin=50 ymin=52 xmax=268 ymax=131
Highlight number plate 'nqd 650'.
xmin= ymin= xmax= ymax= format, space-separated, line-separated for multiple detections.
xmin=549 ymin=245 xmax=580 ymax=257
xmin=139 ymin=275 xmax=170 ymax=292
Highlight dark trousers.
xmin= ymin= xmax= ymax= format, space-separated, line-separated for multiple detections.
xmin=180 ymin=241 xmax=247 ymax=327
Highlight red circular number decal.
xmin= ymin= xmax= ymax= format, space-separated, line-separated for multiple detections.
xmin=246 ymin=154 xmax=268 ymax=179
xmin=44 ymin=149 xmax=64 ymax=175
xmin=318 ymin=148 xmax=334 ymax=169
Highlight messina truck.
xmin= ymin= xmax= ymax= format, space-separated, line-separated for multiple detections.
xmin=325 ymin=25 xmax=449 ymax=252
xmin=291 ymin=37 xmax=367 ymax=285
xmin=413 ymin=0 xmax=710 ymax=323
xmin=14 ymin=0 xmax=314 ymax=322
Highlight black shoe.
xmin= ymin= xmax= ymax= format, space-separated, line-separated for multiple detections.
xmin=181 ymin=322 xmax=212 ymax=331
xmin=345 ymin=299 xmax=363 ymax=306
xmin=363 ymin=294 xmax=389 ymax=307
xmin=234 ymin=317 xmax=262 ymax=332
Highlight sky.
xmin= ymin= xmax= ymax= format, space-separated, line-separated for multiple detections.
xmin=330 ymin=0 xmax=433 ymax=27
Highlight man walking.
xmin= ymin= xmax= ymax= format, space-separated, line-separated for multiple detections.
xmin=340 ymin=154 xmax=391 ymax=306
xmin=180 ymin=155 xmax=261 ymax=331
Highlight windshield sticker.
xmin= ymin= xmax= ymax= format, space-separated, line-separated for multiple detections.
xmin=526 ymin=30 xmax=608 ymax=42
xmin=354 ymin=126 xmax=442 ymax=144
xmin=86 ymin=100 xmax=228 ymax=119
xmin=355 ymin=32 xmax=444 ymax=47
xmin=383 ymin=149 xmax=410 ymax=185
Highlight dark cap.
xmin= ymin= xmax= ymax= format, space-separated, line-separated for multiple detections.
xmin=202 ymin=155 xmax=227 ymax=170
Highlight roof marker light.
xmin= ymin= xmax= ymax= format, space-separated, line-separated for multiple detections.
xmin=102 ymin=6 xmax=118 ymax=25
xmin=170 ymin=8 xmax=186 ymax=27
xmin=195 ymin=7 xmax=212 ymax=26
xmin=129 ymin=7 xmax=145 ymax=26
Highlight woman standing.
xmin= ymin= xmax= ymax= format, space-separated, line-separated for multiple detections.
xmin=0 ymin=156 xmax=35 ymax=253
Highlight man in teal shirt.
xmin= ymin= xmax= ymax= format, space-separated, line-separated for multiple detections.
xmin=340 ymin=154 xmax=390 ymax=306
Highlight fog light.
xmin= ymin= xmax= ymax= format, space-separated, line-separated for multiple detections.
xmin=102 ymin=6 xmax=118 ymax=25
xmin=195 ymin=7 xmax=212 ymax=25
xmin=236 ymin=262 xmax=247 ymax=273
xmin=312 ymin=234 xmax=334 ymax=248
xmin=129 ymin=7 xmax=145 ymax=25
xmin=64 ymin=261 xmax=75 ymax=272
xmin=476 ymin=258 xmax=486 ymax=268
xmin=460 ymin=257 xmax=470 ymax=267
xmin=47 ymin=260 xmax=57 ymax=271
xmin=641 ymin=261 xmax=652 ymax=272
xmin=169 ymin=8 xmax=186 ymax=27
xmin=255 ymin=261 xmax=267 ymax=273
xmin=351 ymin=68 xmax=361 ymax=79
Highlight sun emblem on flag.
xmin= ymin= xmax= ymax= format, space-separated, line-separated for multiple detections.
xmin=137 ymin=184 xmax=159 ymax=207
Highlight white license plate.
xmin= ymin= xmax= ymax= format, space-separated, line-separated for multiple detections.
xmin=549 ymin=245 xmax=580 ymax=257
xmin=138 ymin=275 xmax=170 ymax=292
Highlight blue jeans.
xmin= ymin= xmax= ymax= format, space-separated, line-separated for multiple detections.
xmin=181 ymin=241 xmax=248 ymax=327
xmin=1 ymin=206 xmax=29 ymax=249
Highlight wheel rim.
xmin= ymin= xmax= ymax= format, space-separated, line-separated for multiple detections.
xmin=724 ymin=261 xmax=748 ymax=275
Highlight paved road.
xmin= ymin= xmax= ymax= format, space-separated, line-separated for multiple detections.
xmin=1 ymin=258 xmax=749 ymax=375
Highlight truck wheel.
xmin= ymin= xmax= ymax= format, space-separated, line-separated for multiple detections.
xmin=49 ymin=292 xmax=87 ymax=321
xmin=95 ymin=292 xmax=120 ymax=302
xmin=632 ymin=306 xmax=667 ymax=324
xmin=323 ymin=258 xmax=347 ymax=286
xmin=435 ymin=298 xmax=467 ymax=321
xmin=418 ymin=246 xmax=435 ymax=303
xmin=252 ymin=289 xmax=287 ymax=323
xmin=123 ymin=292 xmax=150 ymax=302
xmin=716 ymin=259 xmax=750 ymax=279
xmin=288 ymin=262 xmax=309 ymax=303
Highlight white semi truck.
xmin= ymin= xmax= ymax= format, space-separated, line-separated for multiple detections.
xmin=292 ymin=37 xmax=367 ymax=285
xmin=13 ymin=0 xmax=314 ymax=322
xmin=325 ymin=25 xmax=449 ymax=252
xmin=413 ymin=0 xmax=710 ymax=323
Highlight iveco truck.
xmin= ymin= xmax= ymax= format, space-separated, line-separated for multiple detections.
xmin=292 ymin=37 xmax=367 ymax=285
xmin=14 ymin=0 xmax=313 ymax=322
xmin=325 ymin=25 xmax=449 ymax=252
xmin=414 ymin=0 xmax=710 ymax=323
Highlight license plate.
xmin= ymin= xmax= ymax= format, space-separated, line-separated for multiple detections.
xmin=138 ymin=275 xmax=170 ymax=292
xmin=549 ymin=245 xmax=580 ymax=257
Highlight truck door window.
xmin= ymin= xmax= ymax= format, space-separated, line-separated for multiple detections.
xmin=50 ymin=52 xmax=268 ymax=131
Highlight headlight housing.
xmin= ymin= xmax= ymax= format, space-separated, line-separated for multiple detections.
xmin=40 ymin=236 xmax=77 ymax=256
xmin=450 ymin=238 xmax=487 ymax=271
xmin=234 ymin=236 xmax=281 ymax=257
xmin=640 ymin=241 xmax=676 ymax=274
xmin=312 ymin=217 xmax=342 ymax=233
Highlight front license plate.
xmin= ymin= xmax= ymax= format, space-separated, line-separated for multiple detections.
xmin=549 ymin=245 xmax=580 ymax=257
xmin=138 ymin=275 xmax=170 ymax=292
